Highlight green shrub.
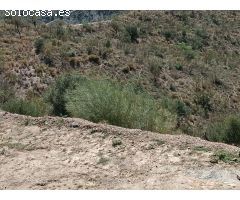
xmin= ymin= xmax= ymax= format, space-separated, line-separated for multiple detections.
xmin=194 ymin=29 xmax=208 ymax=49
xmin=212 ymin=150 xmax=240 ymax=163
xmin=225 ymin=117 xmax=240 ymax=144
xmin=34 ymin=38 xmax=45 ymax=54
xmin=178 ymin=42 xmax=196 ymax=60
xmin=191 ymin=37 xmax=204 ymax=50
xmin=205 ymin=120 xmax=227 ymax=142
xmin=0 ymin=78 xmax=15 ymax=105
xmin=43 ymin=54 xmax=54 ymax=66
xmin=105 ymin=40 xmax=111 ymax=48
xmin=45 ymin=73 xmax=85 ymax=116
xmin=66 ymin=49 xmax=76 ymax=58
xmin=162 ymin=30 xmax=176 ymax=41
xmin=161 ymin=97 xmax=177 ymax=113
xmin=195 ymin=29 xmax=208 ymax=40
xmin=195 ymin=92 xmax=213 ymax=116
xmin=148 ymin=56 xmax=163 ymax=75
xmin=124 ymin=25 xmax=139 ymax=43
xmin=175 ymin=64 xmax=183 ymax=71
xmin=2 ymin=98 xmax=47 ymax=117
xmin=206 ymin=116 xmax=240 ymax=145
xmin=65 ymin=79 xmax=176 ymax=132
xmin=175 ymin=100 xmax=191 ymax=117
xmin=161 ymin=97 xmax=191 ymax=118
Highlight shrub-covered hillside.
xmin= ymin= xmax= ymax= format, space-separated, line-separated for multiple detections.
xmin=0 ymin=11 xmax=240 ymax=145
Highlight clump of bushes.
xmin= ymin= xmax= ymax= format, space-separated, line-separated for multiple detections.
xmin=195 ymin=92 xmax=213 ymax=117
xmin=45 ymin=73 xmax=85 ymax=116
xmin=212 ymin=150 xmax=240 ymax=163
xmin=175 ymin=100 xmax=191 ymax=117
xmin=1 ymin=79 xmax=47 ymax=117
xmin=1 ymin=98 xmax=48 ymax=117
xmin=65 ymin=79 xmax=176 ymax=132
xmin=161 ymin=97 xmax=191 ymax=118
xmin=206 ymin=116 xmax=240 ymax=145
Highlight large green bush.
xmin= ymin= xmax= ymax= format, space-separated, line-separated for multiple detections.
xmin=65 ymin=79 xmax=176 ymax=132
xmin=45 ymin=73 xmax=85 ymax=116
xmin=206 ymin=116 xmax=240 ymax=145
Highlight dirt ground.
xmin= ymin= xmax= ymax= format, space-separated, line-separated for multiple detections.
xmin=0 ymin=111 xmax=240 ymax=189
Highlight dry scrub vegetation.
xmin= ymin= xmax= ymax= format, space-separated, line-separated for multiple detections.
xmin=0 ymin=11 xmax=240 ymax=145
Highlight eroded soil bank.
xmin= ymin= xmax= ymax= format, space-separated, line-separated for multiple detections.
xmin=0 ymin=111 xmax=240 ymax=189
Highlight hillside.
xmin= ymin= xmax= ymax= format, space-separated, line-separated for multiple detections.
xmin=0 ymin=111 xmax=240 ymax=189
xmin=0 ymin=11 xmax=240 ymax=144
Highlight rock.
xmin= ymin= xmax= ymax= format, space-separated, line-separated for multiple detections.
xmin=210 ymin=158 xmax=218 ymax=164
xmin=70 ymin=122 xmax=80 ymax=128
xmin=112 ymin=138 xmax=122 ymax=147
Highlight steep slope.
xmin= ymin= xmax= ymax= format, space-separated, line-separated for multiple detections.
xmin=0 ymin=111 xmax=240 ymax=189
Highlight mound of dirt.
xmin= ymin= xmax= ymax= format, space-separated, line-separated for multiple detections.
xmin=0 ymin=111 xmax=240 ymax=189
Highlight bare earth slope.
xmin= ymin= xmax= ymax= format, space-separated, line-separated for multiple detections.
xmin=0 ymin=111 xmax=240 ymax=189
